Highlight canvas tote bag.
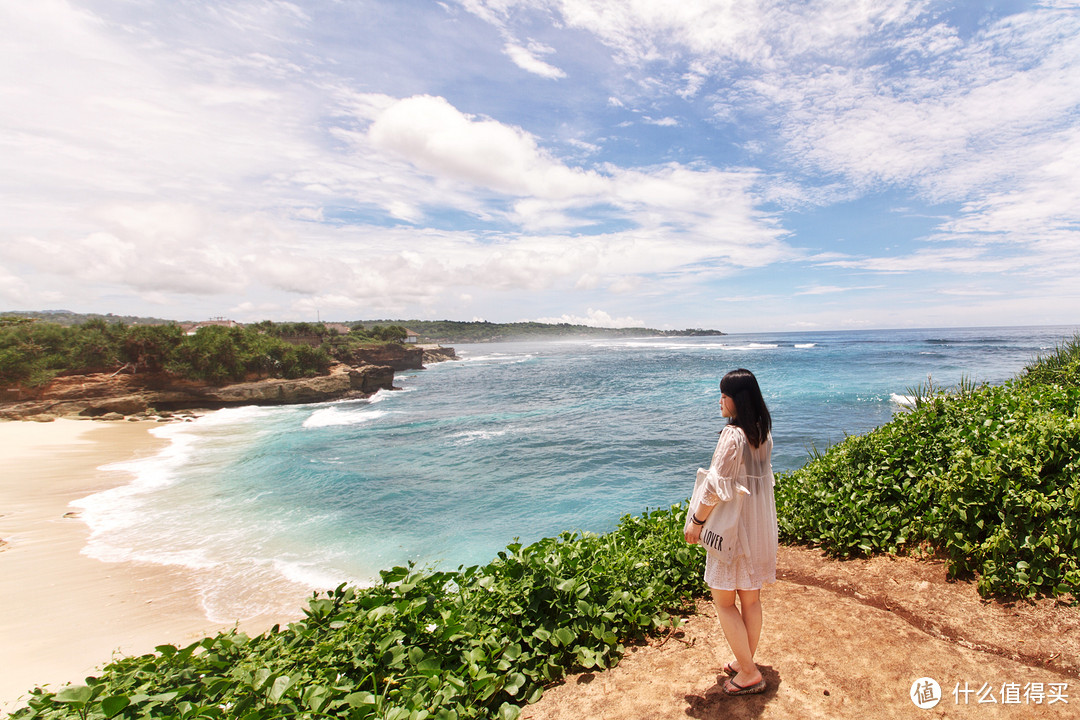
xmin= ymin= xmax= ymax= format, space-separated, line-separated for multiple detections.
xmin=685 ymin=467 xmax=740 ymax=564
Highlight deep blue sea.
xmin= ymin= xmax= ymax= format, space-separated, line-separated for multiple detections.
xmin=76 ymin=325 xmax=1079 ymax=621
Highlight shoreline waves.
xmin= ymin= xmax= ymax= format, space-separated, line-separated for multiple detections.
xmin=0 ymin=419 xmax=308 ymax=712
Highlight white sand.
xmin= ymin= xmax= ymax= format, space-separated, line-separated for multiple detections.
xmin=0 ymin=419 xmax=304 ymax=713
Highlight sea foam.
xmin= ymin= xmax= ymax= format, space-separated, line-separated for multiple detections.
xmin=891 ymin=393 xmax=917 ymax=408
xmin=302 ymin=407 xmax=390 ymax=428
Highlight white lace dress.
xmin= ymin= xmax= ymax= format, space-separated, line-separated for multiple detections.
xmin=695 ymin=425 xmax=778 ymax=591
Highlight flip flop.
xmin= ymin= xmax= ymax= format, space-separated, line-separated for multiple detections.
xmin=722 ymin=662 xmax=738 ymax=676
xmin=724 ymin=677 xmax=766 ymax=696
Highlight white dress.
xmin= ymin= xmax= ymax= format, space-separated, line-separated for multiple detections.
xmin=695 ymin=425 xmax=778 ymax=591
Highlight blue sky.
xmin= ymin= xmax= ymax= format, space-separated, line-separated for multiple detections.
xmin=2 ymin=0 xmax=1079 ymax=332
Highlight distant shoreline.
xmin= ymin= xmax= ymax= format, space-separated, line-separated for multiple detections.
xmin=2 ymin=311 xmax=724 ymax=345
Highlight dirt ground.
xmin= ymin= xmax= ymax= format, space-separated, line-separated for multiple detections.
xmin=521 ymin=546 xmax=1079 ymax=719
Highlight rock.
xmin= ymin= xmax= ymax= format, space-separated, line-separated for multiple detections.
xmin=94 ymin=412 xmax=126 ymax=421
xmin=28 ymin=414 xmax=57 ymax=422
xmin=346 ymin=344 xmax=425 ymax=371
xmin=0 ymin=363 xmax=394 ymax=419
xmin=349 ymin=365 xmax=395 ymax=393
xmin=422 ymin=346 xmax=458 ymax=364
xmin=78 ymin=395 xmax=150 ymax=417
xmin=193 ymin=370 xmax=354 ymax=406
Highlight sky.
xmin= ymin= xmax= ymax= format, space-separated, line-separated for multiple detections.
xmin=2 ymin=0 xmax=1080 ymax=333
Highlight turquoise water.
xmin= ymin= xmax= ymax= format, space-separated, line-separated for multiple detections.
xmin=76 ymin=325 xmax=1078 ymax=620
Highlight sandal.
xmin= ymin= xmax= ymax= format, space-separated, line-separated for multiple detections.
xmin=722 ymin=662 xmax=738 ymax=676
xmin=724 ymin=677 xmax=766 ymax=696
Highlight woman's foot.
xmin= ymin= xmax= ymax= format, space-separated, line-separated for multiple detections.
xmin=723 ymin=661 xmax=740 ymax=676
xmin=724 ymin=670 xmax=765 ymax=696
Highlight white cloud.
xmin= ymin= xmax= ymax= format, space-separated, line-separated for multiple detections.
xmin=464 ymin=0 xmax=924 ymax=67
xmin=0 ymin=264 xmax=33 ymax=305
xmin=643 ymin=116 xmax=679 ymax=127
xmin=796 ymin=284 xmax=883 ymax=295
xmin=368 ymin=95 xmax=606 ymax=199
xmin=678 ymin=69 xmax=707 ymax=99
xmin=771 ymin=11 xmax=1080 ymax=202
xmin=535 ymin=308 xmax=645 ymax=328
xmin=938 ymin=288 xmax=1003 ymax=297
xmin=504 ymin=41 xmax=566 ymax=78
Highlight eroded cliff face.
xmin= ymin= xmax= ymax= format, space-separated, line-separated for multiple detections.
xmin=422 ymin=346 xmax=458 ymax=364
xmin=0 ymin=346 xmax=459 ymax=421
xmin=342 ymin=344 xmax=425 ymax=371
xmin=0 ymin=363 xmax=395 ymax=420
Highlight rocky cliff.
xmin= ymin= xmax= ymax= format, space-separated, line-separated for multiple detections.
xmin=335 ymin=343 xmax=458 ymax=370
xmin=343 ymin=343 xmax=425 ymax=370
xmin=0 ymin=363 xmax=396 ymax=420
xmin=422 ymin=346 xmax=458 ymax=364
xmin=0 ymin=345 xmax=458 ymax=421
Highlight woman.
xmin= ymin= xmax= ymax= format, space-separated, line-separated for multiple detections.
xmin=685 ymin=368 xmax=777 ymax=696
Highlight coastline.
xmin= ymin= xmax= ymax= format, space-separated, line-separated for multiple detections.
xmin=2 ymin=324 xmax=1078 ymax=718
xmin=0 ymin=419 xmax=306 ymax=714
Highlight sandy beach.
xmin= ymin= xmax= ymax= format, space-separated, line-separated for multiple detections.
xmin=0 ymin=419 xmax=306 ymax=714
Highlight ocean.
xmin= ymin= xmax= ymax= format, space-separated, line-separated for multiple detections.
xmin=74 ymin=325 xmax=1079 ymax=622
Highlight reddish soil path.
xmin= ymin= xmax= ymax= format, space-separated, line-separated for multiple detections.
xmin=522 ymin=546 xmax=1078 ymax=719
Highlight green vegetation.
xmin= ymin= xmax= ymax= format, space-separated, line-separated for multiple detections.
xmin=1019 ymin=333 xmax=1080 ymax=388
xmin=247 ymin=322 xmax=407 ymax=345
xmin=166 ymin=326 xmax=332 ymax=385
xmin=0 ymin=310 xmax=178 ymax=327
xmin=10 ymin=508 xmax=702 ymax=720
xmin=355 ymin=320 xmax=722 ymax=344
xmin=776 ymin=334 xmax=1080 ymax=600
xmin=1 ymin=310 xmax=722 ymax=346
xmin=0 ymin=319 xmax=337 ymax=388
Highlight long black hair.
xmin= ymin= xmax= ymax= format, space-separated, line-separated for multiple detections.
xmin=720 ymin=368 xmax=772 ymax=448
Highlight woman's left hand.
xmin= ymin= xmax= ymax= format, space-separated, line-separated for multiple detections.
xmin=684 ymin=522 xmax=701 ymax=545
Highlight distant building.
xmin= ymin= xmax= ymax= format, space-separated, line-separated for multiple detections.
xmin=404 ymin=329 xmax=420 ymax=344
xmin=324 ymin=323 xmax=352 ymax=335
xmin=181 ymin=318 xmax=239 ymax=335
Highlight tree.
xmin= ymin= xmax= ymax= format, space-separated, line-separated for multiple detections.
xmin=121 ymin=325 xmax=183 ymax=372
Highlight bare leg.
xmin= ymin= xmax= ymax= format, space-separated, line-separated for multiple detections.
xmin=711 ymin=589 xmax=761 ymax=690
xmin=719 ymin=589 xmax=762 ymax=675
xmin=738 ymin=588 xmax=762 ymax=660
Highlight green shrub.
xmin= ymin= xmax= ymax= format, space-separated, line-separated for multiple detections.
xmin=777 ymin=380 xmax=1080 ymax=599
xmin=0 ymin=319 xmax=334 ymax=388
xmin=121 ymin=325 xmax=185 ymax=372
xmin=1020 ymin=333 xmax=1080 ymax=388
xmin=0 ymin=318 xmax=78 ymax=387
